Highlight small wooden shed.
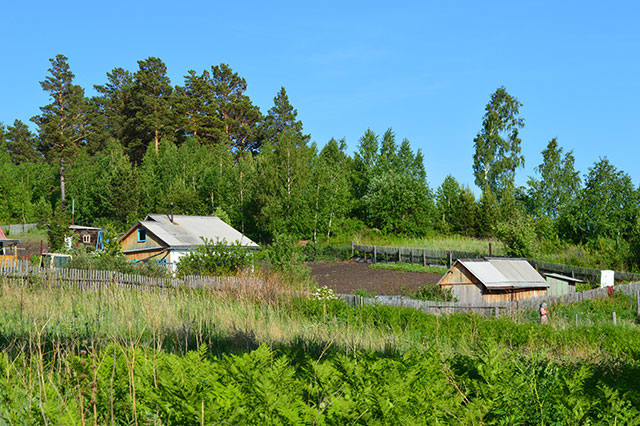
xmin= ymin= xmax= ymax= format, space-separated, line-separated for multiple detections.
xmin=438 ymin=258 xmax=549 ymax=304
xmin=544 ymin=273 xmax=582 ymax=297
xmin=70 ymin=225 xmax=102 ymax=248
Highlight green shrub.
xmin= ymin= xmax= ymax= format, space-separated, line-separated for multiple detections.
xmin=176 ymin=238 xmax=252 ymax=276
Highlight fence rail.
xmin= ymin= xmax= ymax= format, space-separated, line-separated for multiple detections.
xmin=0 ymin=259 xmax=254 ymax=290
xmin=339 ymin=280 xmax=640 ymax=316
xmin=350 ymin=243 xmax=640 ymax=283
xmin=0 ymin=223 xmax=38 ymax=235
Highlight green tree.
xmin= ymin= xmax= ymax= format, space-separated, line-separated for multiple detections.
xmin=32 ymin=54 xmax=90 ymax=211
xmin=92 ymin=67 xmax=134 ymax=151
xmin=435 ymin=175 xmax=462 ymax=233
xmin=313 ymin=138 xmax=351 ymax=241
xmin=561 ymin=158 xmax=639 ymax=243
xmin=210 ymin=63 xmax=262 ymax=153
xmin=362 ymin=171 xmax=434 ymax=235
xmin=129 ymin=57 xmax=175 ymax=162
xmin=255 ymin=130 xmax=315 ymax=239
xmin=5 ymin=119 xmax=41 ymax=164
xmin=527 ymin=138 xmax=581 ymax=219
xmin=473 ymin=87 xmax=525 ymax=199
xmin=262 ymin=86 xmax=309 ymax=144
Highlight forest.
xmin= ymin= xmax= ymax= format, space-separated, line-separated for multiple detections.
xmin=1 ymin=54 xmax=640 ymax=270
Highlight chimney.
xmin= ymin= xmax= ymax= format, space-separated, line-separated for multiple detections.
xmin=170 ymin=203 xmax=174 ymax=223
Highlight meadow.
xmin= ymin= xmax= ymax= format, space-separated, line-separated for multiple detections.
xmin=0 ymin=274 xmax=639 ymax=424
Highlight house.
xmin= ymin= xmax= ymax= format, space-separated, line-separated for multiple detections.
xmin=544 ymin=273 xmax=583 ymax=297
xmin=119 ymin=214 xmax=259 ymax=270
xmin=438 ymin=258 xmax=549 ymax=304
xmin=0 ymin=226 xmax=20 ymax=265
xmin=69 ymin=225 xmax=103 ymax=249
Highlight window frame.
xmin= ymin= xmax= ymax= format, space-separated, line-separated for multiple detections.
xmin=137 ymin=229 xmax=147 ymax=243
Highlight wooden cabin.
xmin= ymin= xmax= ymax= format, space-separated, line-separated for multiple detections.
xmin=544 ymin=273 xmax=582 ymax=297
xmin=119 ymin=214 xmax=259 ymax=270
xmin=438 ymin=258 xmax=549 ymax=305
xmin=69 ymin=225 xmax=102 ymax=249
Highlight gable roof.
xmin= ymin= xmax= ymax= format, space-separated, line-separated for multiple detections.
xmin=121 ymin=214 xmax=259 ymax=249
xmin=447 ymin=258 xmax=548 ymax=290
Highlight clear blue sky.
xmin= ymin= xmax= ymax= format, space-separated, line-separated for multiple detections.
xmin=2 ymin=0 xmax=639 ymax=192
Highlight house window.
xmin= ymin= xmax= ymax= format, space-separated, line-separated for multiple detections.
xmin=82 ymin=234 xmax=91 ymax=244
xmin=137 ymin=229 xmax=147 ymax=243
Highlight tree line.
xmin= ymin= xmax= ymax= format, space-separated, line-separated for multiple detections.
xmin=1 ymin=55 xmax=639 ymax=269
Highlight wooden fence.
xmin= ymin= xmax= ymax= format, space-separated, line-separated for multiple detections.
xmin=339 ymin=280 xmax=640 ymax=317
xmin=0 ymin=259 xmax=255 ymax=290
xmin=350 ymin=243 xmax=640 ymax=283
xmin=0 ymin=223 xmax=38 ymax=235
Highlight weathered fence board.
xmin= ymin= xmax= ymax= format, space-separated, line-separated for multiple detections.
xmin=339 ymin=280 xmax=640 ymax=316
xmin=351 ymin=243 xmax=640 ymax=283
xmin=0 ymin=259 xmax=255 ymax=290
xmin=0 ymin=223 xmax=38 ymax=235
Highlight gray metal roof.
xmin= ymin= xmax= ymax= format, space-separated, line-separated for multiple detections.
xmin=137 ymin=214 xmax=259 ymax=249
xmin=457 ymin=258 xmax=549 ymax=289
xmin=543 ymin=272 xmax=584 ymax=283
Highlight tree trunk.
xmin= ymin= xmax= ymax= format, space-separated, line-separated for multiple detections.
xmin=60 ymin=156 xmax=66 ymax=211
xmin=154 ymin=128 xmax=159 ymax=153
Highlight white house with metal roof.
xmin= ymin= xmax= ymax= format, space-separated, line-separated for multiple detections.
xmin=119 ymin=214 xmax=259 ymax=270
xmin=438 ymin=258 xmax=549 ymax=304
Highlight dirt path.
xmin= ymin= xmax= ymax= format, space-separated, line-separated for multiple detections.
xmin=309 ymin=261 xmax=442 ymax=295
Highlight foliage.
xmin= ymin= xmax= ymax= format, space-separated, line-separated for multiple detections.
xmin=494 ymin=208 xmax=538 ymax=258
xmin=369 ymin=262 xmax=448 ymax=274
xmin=176 ymin=238 xmax=252 ymax=276
xmin=47 ymin=206 xmax=72 ymax=252
xmin=1 ymin=279 xmax=639 ymax=424
xmin=473 ymin=86 xmax=525 ymax=200
xmin=407 ymin=284 xmax=456 ymax=301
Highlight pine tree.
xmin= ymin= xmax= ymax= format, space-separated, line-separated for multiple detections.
xmin=32 ymin=54 xmax=90 ymax=211
xmin=262 ymin=87 xmax=309 ymax=144
xmin=5 ymin=119 xmax=42 ymax=164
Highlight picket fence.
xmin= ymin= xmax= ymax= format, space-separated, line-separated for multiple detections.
xmin=0 ymin=223 xmax=38 ymax=235
xmin=339 ymin=280 xmax=640 ymax=317
xmin=350 ymin=243 xmax=640 ymax=283
xmin=0 ymin=259 xmax=255 ymax=290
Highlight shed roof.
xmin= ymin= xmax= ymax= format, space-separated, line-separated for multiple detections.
xmin=121 ymin=214 xmax=259 ymax=249
xmin=455 ymin=258 xmax=549 ymax=289
xmin=543 ymin=273 xmax=584 ymax=283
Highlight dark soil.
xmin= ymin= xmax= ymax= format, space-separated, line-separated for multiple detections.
xmin=309 ymin=260 xmax=442 ymax=295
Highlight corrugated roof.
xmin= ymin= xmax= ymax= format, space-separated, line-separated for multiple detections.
xmin=458 ymin=258 xmax=548 ymax=289
xmin=140 ymin=214 xmax=259 ymax=249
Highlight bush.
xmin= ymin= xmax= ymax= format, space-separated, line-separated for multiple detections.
xmin=176 ymin=238 xmax=252 ymax=276
xmin=407 ymin=285 xmax=456 ymax=302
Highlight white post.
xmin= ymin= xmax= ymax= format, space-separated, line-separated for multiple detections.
xmin=600 ymin=270 xmax=614 ymax=288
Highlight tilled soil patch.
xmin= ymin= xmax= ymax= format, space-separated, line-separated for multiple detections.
xmin=309 ymin=260 xmax=442 ymax=295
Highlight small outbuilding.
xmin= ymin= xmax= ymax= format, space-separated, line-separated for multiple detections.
xmin=438 ymin=258 xmax=549 ymax=304
xmin=69 ymin=225 xmax=103 ymax=249
xmin=119 ymin=214 xmax=259 ymax=270
xmin=544 ymin=273 xmax=582 ymax=297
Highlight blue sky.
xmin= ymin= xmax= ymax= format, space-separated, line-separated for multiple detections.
xmin=1 ymin=1 xmax=639 ymax=192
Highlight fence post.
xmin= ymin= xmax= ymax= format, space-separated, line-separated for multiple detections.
xmin=637 ymin=291 xmax=640 ymax=317
xmin=351 ymin=241 xmax=354 ymax=257
xmin=423 ymin=250 xmax=426 ymax=267
xmin=575 ymin=313 xmax=578 ymax=327
xmin=373 ymin=246 xmax=377 ymax=263
xmin=398 ymin=248 xmax=401 ymax=263
xmin=494 ymin=306 xmax=498 ymax=318
xmin=612 ymin=311 xmax=617 ymax=326
xmin=448 ymin=251 xmax=452 ymax=268
xmin=411 ymin=248 xmax=414 ymax=264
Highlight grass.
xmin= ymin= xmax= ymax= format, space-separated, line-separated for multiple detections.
xmin=369 ymin=262 xmax=448 ymax=274
xmin=1 ymin=274 xmax=640 ymax=423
